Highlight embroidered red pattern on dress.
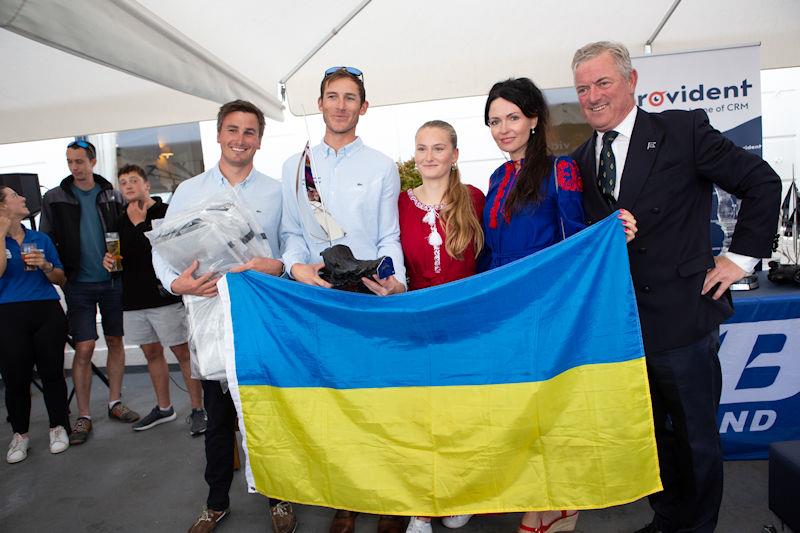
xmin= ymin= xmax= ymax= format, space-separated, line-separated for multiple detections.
xmin=556 ymin=159 xmax=583 ymax=192
xmin=489 ymin=162 xmax=515 ymax=229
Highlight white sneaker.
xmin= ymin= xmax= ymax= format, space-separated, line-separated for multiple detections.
xmin=49 ymin=426 xmax=69 ymax=454
xmin=442 ymin=514 xmax=473 ymax=528
xmin=7 ymin=433 xmax=30 ymax=463
xmin=406 ymin=517 xmax=432 ymax=533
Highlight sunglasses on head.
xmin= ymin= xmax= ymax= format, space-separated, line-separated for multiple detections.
xmin=68 ymin=140 xmax=96 ymax=158
xmin=324 ymin=66 xmax=364 ymax=82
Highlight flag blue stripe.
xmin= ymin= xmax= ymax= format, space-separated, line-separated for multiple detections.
xmin=228 ymin=213 xmax=644 ymax=389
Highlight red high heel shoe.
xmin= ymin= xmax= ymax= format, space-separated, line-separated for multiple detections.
xmin=518 ymin=511 xmax=579 ymax=533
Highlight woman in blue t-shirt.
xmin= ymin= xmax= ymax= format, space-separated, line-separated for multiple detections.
xmin=0 ymin=186 xmax=70 ymax=464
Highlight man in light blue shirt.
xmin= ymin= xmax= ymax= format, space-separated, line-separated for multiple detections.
xmin=281 ymin=68 xmax=406 ymax=533
xmin=281 ymin=67 xmax=406 ymax=297
xmin=152 ymin=100 xmax=296 ymax=533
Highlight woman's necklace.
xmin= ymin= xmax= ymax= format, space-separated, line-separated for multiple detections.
xmin=408 ymin=189 xmax=446 ymax=273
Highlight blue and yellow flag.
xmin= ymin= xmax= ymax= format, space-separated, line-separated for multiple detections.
xmin=218 ymin=213 xmax=661 ymax=516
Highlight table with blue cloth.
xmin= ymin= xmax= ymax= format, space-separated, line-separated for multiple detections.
xmin=719 ymin=272 xmax=800 ymax=459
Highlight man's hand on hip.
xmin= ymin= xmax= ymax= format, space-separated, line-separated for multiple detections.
xmin=291 ymin=262 xmax=332 ymax=288
xmin=170 ymin=260 xmax=219 ymax=297
xmin=702 ymin=255 xmax=746 ymax=300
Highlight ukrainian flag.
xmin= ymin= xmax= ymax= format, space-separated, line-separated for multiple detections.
xmin=218 ymin=213 xmax=661 ymax=516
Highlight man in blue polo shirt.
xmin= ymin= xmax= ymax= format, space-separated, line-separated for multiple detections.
xmin=40 ymin=140 xmax=140 ymax=446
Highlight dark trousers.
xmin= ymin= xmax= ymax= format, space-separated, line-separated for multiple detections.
xmin=646 ymin=330 xmax=723 ymax=533
xmin=201 ymin=380 xmax=279 ymax=511
xmin=0 ymin=300 xmax=69 ymax=434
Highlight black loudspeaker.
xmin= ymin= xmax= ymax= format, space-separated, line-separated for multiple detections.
xmin=0 ymin=173 xmax=42 ymax=216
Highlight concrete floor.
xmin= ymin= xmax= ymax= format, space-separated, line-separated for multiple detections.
xmin=0 ymin=370 xmax=786 ymax=533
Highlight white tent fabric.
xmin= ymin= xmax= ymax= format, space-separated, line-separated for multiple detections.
xmin=2 ymin=0 xmax=799 ymax=144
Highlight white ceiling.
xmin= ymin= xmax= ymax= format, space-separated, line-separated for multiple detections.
xmin=2 ymin=0 xmax=799 ymax=144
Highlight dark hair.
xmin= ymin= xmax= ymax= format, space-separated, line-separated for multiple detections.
xmin=319 ymin=70 xmax=366 ymax=103
xmin=118 ymin=164 xmax=147 ymax=181
xmin=484 ymin=78 xmax=551 ymax=214
xmin=0 ymin=186 xmax=8 ymax=204
xmin=216 ymin=100 xmax=266 ymax=138
xmin=67 ymin=139 xmax=97 ymax=160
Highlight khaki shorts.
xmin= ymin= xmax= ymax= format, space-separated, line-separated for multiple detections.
xmin=123 ymin=302 xmax=188 ymax=347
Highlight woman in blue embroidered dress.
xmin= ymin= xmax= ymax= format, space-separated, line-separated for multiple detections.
xmin=472 ymin=78 xmax=636 ymax=533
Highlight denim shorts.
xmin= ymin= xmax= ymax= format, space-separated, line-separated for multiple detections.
xmin=63 ymin=279 xmax=124 ymax=342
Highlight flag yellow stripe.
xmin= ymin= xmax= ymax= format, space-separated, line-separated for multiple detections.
xmin=239 ymin=358 xmax=661 ymax=515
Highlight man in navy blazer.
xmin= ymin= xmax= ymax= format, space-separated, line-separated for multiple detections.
xmin=571 ymin=41 xmax=781 ymax=533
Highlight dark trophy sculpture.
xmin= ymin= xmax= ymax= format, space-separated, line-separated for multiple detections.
xmin=318 ymin=244 xmax=395 ymax=293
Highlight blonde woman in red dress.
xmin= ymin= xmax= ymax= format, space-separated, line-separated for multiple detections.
xmin=399 ymin=120 xmax=484 ymax=533
xmin=399 ymin=120 xmax=484 ymax=292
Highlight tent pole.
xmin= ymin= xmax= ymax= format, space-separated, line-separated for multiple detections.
xmin=645 ymin=0 xmax=681 ymax=53
xmin=279 ymin=0 xmax=372 ymax=100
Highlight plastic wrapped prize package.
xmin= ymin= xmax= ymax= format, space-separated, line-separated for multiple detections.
xmin=146 ymin=189 xmax=272 ymax=381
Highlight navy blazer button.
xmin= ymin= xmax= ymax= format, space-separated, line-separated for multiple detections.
xmin=637 ymin=247 xmax=647 ymax=254
xmin=641 ymin=285 xmax=652 ymax=293
xmin=650 ymin=207 xmax=661 ymax=214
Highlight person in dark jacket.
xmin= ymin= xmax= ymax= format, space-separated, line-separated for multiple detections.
xmin=102 ymin=164 xmax=205 ymax=435
xmin=40 ymin=140 xmax=140 ymax=446
xmin=571 ymin=41 xmax=781 ymax=533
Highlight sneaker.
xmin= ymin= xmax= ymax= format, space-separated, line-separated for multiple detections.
xmin=188 ymin=507 xmax=229 ymax=533
xmin=69 ymin=417 xmax=92 ymax=445
xmin=442 ymin=515 xmax=473 ymax=529
xmin=188 ymin=408 xmax=208 ymax=437
xmin=7 ymin=433 xmax=30 ymax=463
xmin=270 ymin=501 xmax=297 ymax=533
xmin=109 ymin=402 xmax=140 ymax=423
xmin=49 ymin=426 xmax=69 ymax=454
xmin=133 ymin=406 xmax=177 ymax=431
xmin=406 ymin=517 xmax=432 ymax=533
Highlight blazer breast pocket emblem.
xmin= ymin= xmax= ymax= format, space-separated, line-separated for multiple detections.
xmin=647 ymin=141 xmax=657 ymax=150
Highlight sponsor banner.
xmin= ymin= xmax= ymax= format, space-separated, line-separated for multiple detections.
xmin=633 ymin=44 xmax=762 ymax=156
xmin=719 ymin=297 xmax=800 ymax=459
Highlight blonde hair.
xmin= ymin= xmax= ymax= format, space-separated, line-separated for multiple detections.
xmin=418 ymin=120 xmax=484 ymax=260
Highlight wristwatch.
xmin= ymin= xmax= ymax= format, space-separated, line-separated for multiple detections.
xmin=42 ymin=261 xmax=54 ymax=273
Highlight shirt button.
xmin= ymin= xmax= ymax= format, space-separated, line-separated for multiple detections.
xmin=641 ymin=285 xmax=652 ymax=293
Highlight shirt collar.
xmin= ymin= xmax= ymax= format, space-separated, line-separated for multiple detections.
xmin=611 ymin=106 xmax=638 ymax=139
xmin=320 ymin=137 xmax=364 ymax=158
xmin=212 ymin=164 xmax=258 ymax=188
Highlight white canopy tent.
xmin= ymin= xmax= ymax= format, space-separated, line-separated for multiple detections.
xmin=2 ymin=0 xmax=799 ymax=144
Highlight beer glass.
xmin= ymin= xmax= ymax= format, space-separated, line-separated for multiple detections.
xmin=105 ymin=232 xmax=123 ymax=272
xmin=21 ymin=242 xmax=38 ymax=271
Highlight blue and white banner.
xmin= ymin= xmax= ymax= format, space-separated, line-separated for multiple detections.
xmin=718 ymin=290 xmax=800 ymax=459
xmin=633 ymin=44 xmax=762 ymax=157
